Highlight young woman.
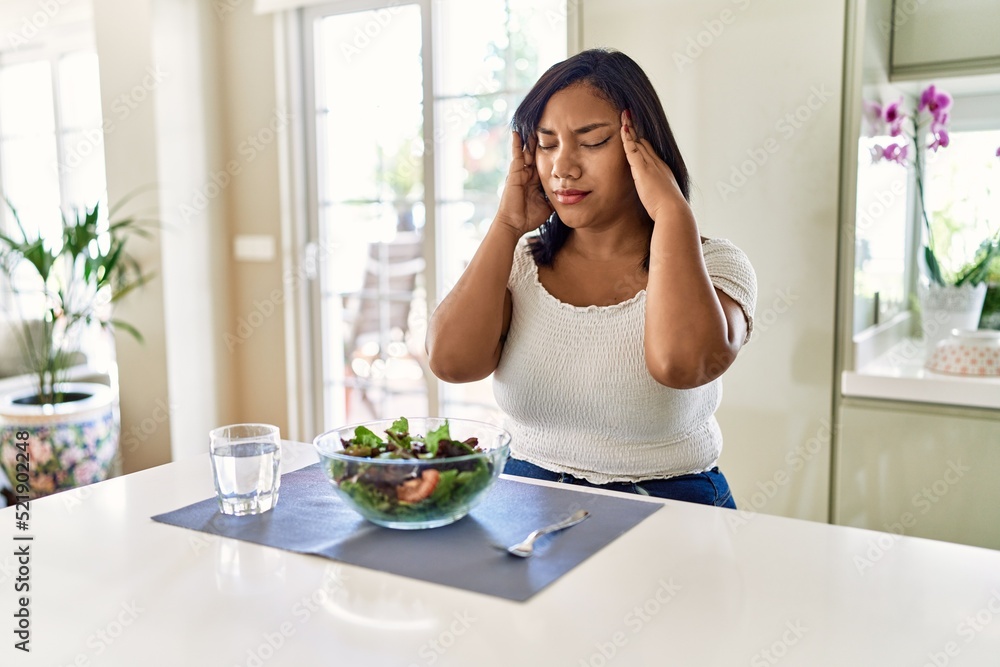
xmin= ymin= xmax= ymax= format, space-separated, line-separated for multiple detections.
xmin=425 ymin=48 xmax=756 ymax=508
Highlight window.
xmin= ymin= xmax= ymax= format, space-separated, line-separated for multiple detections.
xmin=922 ymin=128 xmax=1000 ymax=282
xmin=302 ymin=0 xmax=569 ymax=430
xmin=0 ymin=26 xmax=107 ymax=315
xmin=852 ymin=83 xmax=1000 ymax=337
xmin=853 ymin=133 xmax=910 ymax=333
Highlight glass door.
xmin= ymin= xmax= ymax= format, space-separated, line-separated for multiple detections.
xmin=431 ymin=0 xmax=567 ymax=423
xmin=303 ymin=0 xmax=567 ymax=432
xmin=306 ymin=2 xmax=429 ymax=428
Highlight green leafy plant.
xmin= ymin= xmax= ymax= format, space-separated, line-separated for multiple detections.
xmin=0 ymin=198 xmax=152 ymax=404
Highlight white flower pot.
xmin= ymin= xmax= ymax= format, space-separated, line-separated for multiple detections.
xmin=919 ymin=283 xmax=988 ymax=352
xmin=0 ymin=382 xmax=119 ymax=500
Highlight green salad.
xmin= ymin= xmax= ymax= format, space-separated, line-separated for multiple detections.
xmin=329 ymin=417 xmax=496 ymax=520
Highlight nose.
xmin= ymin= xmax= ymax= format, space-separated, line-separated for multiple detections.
xmin=550 ymin=148 xmax=581 ymax=181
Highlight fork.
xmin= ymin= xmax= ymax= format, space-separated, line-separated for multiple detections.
xmin=499 ymin=509 xmax=591 ymax=558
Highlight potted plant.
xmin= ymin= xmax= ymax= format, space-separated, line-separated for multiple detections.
xmin=868 ymin=85 xmax=1000 ymax=350
xmin=0 ymin=198 xmax=151 ymax=499
xmin=980 ymin=254 xmax=1000 ymax=330
xmin=978 ymin=147 xmax=1000 ymax=330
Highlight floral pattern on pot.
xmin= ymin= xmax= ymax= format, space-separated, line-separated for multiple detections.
xmin=0 ymin=409 xmax=117 ymax=500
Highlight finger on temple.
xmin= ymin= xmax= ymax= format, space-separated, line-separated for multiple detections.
xmin=519 ymin=130 xmax=536 ymax=167
xmin=622 ymin=127 xmax=642 ymax=161
xmin=510 ymin=131 xmax=526 ymax=171
xmin=620 ymin=113 xmax=638 ymax=150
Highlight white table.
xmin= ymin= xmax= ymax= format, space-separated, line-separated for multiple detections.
xmin=3 ymin=441 xmax=1000 ymax=666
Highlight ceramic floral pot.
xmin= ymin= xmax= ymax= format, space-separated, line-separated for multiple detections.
xmin=0 ymin=382 xmax=118 ymax=500
xmin=919 ymin=283 xmax=988 ymax=352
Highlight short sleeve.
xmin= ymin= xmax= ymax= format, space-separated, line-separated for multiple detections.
xmin=507 ymin=234 xmax=537 ymax=292
xmin=702 ymin=238 xmax=757 ymax=344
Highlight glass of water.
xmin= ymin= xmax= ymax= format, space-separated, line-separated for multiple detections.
xmin=209 ymin=424 xmax=281 ymax=515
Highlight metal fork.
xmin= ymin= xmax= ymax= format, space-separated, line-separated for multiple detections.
xmin=498 ymin=509 xmax=590 ymax=558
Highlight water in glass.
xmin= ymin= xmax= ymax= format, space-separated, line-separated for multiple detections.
xmin=210 ymin=441 xmax=281 ymax=515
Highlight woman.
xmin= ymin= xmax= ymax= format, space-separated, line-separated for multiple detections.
xmin=425 ymin=48 xmax=756 ymax=508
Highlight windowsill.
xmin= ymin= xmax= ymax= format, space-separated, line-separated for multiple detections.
xmin=842 ymin=337 xmax=1000 ymax=409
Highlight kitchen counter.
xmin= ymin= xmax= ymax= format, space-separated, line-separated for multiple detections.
xmin=3 ymin=441 xmax=1000 ymax=666
xmin=842 ymin=337 xmax=1000 ymax=409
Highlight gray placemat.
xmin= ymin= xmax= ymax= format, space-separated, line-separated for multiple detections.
xmin=151 ymin=463 xmax=661 ymax=602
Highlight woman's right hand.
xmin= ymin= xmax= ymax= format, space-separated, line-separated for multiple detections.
xmin=494 ymin=131 xmax=553 ymax=237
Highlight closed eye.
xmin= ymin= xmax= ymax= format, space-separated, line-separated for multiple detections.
xmin=537 ymin=136 xmax=612 ymax=151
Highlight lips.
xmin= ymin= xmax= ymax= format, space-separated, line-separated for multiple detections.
xmin=552 ymin=189 xmax=591 ymax=205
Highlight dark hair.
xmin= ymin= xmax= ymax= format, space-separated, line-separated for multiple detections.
xmin=511 ymin=48 xmax=690 ymax=268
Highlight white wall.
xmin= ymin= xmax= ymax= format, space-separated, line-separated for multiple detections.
xmin=583 ymin=0 xmax=846 ymax=522
xmin=66 ymin=0 xmax=288 ymax=470
xmin=91 ymin=0 xmax=174 ymax=473
xmin=216 ymin=3 xmax=290 ymax=434
xmin=151 ymin=0 xmax=238 ymax=459
xmin=91 ymin=0 xmax=239 ymax=470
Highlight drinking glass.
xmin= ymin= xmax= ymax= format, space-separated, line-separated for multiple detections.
xmin=209 ymin=423 xmax=281 ymax=515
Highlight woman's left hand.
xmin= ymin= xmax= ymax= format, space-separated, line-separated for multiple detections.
xmin=620 ymin=110 xmax=685 ymax=222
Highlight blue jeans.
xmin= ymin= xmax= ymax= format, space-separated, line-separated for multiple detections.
xmin=503 ymin=457 xmax=737 ymax=509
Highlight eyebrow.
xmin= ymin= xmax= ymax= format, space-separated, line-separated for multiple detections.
xmin=536 ymin=122 xmax=612 ymax=136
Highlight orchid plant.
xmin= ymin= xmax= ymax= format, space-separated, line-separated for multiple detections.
xmin=866 ymin=85 xmax=1000 ymax=287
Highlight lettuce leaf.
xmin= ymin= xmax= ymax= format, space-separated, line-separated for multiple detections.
xmin=351 ymin=426 xmax=384 ymax=448
xmin=423 ymin=422 xmax=451 ymax=456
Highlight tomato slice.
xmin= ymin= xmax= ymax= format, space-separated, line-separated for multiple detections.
xmin=396 ymin=469 xmax=440 ymax=503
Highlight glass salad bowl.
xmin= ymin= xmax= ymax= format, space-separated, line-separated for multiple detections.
xmin=313 ymin=417 xmax=511 ymax=529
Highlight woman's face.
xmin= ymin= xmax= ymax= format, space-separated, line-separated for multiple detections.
xmin=534 ymin=83 xmax=640 ymax=230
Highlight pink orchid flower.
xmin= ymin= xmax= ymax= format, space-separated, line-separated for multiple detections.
xmin=883 ymin=98 xmax=903 ymax=123
xmin=883 ymin=98 xmax=906 ymax=136
xmin=928 ymin=129 xmax=949 ymax=151
xmin=882 ymin=143 xmax=909 ymax=165
xmin=862 ymin=99 xmax=883 ymax=132
xmin=919 ymin=84 xmax=952 ymax=120
xmin=930 ymin=112 xmax=949 ymax=134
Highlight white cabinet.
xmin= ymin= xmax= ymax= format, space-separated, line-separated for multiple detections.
xmin=835 ymin=400 xmax=1000 ymax=550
